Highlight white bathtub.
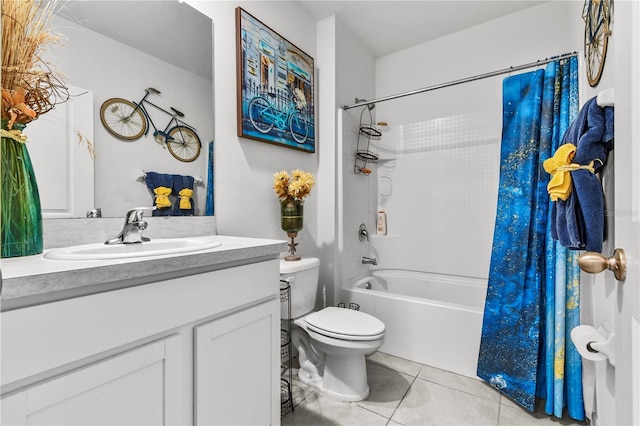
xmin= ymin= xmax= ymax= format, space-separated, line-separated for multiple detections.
xmin=343 ymin=269 xmax=487 ymax=378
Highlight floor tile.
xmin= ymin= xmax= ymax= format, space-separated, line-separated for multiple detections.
xmin=500 ymin=396 xmax=588 ymax=425
xmin=282 ymin=391 xmax=389 ymax=426
xmin=285 ymin=351 xmax=587 ymax=426
xmin=355 ymin=362 xmax=415 ymax=418
xmin=418 ymin=364 xmax=500 ymax=403
xmin=500 ymin=393 xmax=522 ymax=410
xmin=499 ymin=405 xmax=559 ymax=426
xmin=391 ymin=377 xmax=500 ymax=426
xmin=283 ymin=364 xmax=314 ymax=408
xmin=367 ymin=351 xmax=423 ymax=377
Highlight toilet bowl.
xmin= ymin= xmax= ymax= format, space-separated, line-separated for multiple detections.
xmin=292 ymin=307 xmax=385 ymax=401
xmin=280 ymin=258 xmax=386 ymax=402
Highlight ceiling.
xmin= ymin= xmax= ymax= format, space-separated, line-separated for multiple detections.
xmin=53 ymin=1 xmax=548 ymax=79
xmin=53 ymin=0 xmax=213 ymax=80
xmin=295 ymin=1 xmax=548 ymax=57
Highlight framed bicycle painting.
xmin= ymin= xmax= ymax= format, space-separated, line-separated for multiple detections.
xmin=236 ymin=7 xmax=315 ymax=153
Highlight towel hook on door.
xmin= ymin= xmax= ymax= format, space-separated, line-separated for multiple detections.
xmin=578 ymin=248 xmax=627 ymax=281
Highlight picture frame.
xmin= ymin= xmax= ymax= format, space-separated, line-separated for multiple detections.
xmin=236 ymin=7 xmax=315 ymax=153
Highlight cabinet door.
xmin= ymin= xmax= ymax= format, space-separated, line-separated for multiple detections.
xmin=1 ymin=335 xmax=182 ymax=425
xmin=195 ymin=300 xmax=279 ymax=425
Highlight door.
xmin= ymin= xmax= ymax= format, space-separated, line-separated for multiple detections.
xmin=611 ymin=1 xmax=640 ymax=424
xmin=587 ymin=2 xmax=640 ymax=425
xmin=27 ymin=85 xmax=95 ymax=218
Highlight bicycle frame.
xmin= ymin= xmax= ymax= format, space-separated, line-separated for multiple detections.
xmin=128 ymin=91 xmax=197 ymax=137
xmin=258 ymin=96 xmax=298 ymax=129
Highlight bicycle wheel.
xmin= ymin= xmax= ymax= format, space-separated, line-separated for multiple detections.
xmin=100 ymin=98 xmax=147 ymax=140
xmin=248 ymin=97 xmax=274 ymax=134
xmin=289 ymin=112 xmax=309 ymax=144
xmin=167 ymin=126 xmax=201 ymax=162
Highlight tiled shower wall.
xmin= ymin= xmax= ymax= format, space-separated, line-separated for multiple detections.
xmin=368 ymin=110 xmax=502 ymax=279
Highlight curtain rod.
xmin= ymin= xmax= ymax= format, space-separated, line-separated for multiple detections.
xmin=342 ymin=52 xmax=579 ymax=110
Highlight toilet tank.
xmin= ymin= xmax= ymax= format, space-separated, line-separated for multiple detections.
xmin=280 ymin=257 xmax=320 ymax=319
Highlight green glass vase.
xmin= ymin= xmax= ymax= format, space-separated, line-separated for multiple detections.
xmin=280 ymin=199 xmax=303 ymax=232
xmin=1 ymin=120 xmax=43 ymax=257
xmin=280 ymin=199 xmax=303 ymax=261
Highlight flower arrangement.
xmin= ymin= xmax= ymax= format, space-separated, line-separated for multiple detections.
xmin=1 ymin=0 xmax=71 ymax=258
xmin=1 ymin=0 xmax=68 ymax=130
xmin=273 ymin=169 xmax=315 ymax=202
xmin=273 ymin=169 xmax=314 ymax=261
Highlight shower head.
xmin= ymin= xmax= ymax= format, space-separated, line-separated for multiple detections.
xmin=355 ymin=98 xmax=375 ymax=111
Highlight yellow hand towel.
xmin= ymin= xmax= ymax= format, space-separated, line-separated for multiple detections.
xmin=179 ymin=188 xmax=193 ymax=209
xmin=154 ymin=186 xmax=172 ymax=208
xmin=543 ymin=144 xmax=577 ymax=201
xmin=543 ymin=144 xmax=600 ymax=202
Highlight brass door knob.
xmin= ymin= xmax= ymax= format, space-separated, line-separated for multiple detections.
xmin=578 ymin=248 xmax=627 ymax=281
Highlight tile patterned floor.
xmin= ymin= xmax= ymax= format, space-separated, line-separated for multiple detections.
xmin=282 ymin=352 xmax=588 ymax=426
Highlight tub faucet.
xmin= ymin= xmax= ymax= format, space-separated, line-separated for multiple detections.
xmin=361 ymin=256 xmax=377 ymax=266
xmin=105 ymin=207 xmax=155 ymax=244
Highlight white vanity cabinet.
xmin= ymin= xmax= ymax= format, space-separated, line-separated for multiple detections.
xmin=194 ymin=301 xmax=276 ymax=425
xmin=2 ymin=336 xmax=183 ymax=425
xmin=1 ymin=259 xmax=281 ymax=425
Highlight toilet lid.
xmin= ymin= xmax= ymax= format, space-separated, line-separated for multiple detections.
xmin=304 ymin=307 xmax=385 ymax=340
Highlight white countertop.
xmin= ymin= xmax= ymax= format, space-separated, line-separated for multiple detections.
xmin=1 ymin=235 xmax=288 ymax=311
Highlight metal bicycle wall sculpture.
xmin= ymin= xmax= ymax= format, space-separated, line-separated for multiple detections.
xmin=100 ymin=87 xmax=202 ymax=162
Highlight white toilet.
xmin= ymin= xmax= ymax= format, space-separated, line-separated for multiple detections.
xmin=280 ymin=258 xmax=385 ymax=401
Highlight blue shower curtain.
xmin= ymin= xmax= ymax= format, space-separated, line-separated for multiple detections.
xmin=477 ymin=57 xmax=584 ymax=421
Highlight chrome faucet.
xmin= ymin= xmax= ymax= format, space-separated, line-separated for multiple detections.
xmin=361 ymin=256 xmax=378 ymax=265
xmin=105 ymin=207 xmax=154 ymax=244
xmin=86 ymin=208 xmax=102 ymax=218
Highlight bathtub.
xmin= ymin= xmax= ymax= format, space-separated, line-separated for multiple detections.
xmin=343 ymin=269 xmax=487 ymax=379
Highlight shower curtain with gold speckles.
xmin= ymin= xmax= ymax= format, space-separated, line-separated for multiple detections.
xmin=477 ymin=56 xmax=584 ymax=421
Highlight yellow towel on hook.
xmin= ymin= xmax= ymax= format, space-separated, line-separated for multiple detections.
xmin=154 ymin=186 xmax=172 ymax=208
xmin=543 ymin=144 xmax=577 ymax=201
xmin=543 ymin=144 xmax=596 ymax=201
xmin=179 ymin=188 xmax=193 ymax=209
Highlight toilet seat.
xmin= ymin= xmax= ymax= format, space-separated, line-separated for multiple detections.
xmin=304 ymin=307 xmax=385 ymax=341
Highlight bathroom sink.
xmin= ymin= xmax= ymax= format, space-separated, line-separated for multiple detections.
xmin=43 ymin=237 xmax=222 ymax=261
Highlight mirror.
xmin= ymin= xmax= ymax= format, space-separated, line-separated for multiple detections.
xmin=33 ymin=0 xmax=213 ymax=217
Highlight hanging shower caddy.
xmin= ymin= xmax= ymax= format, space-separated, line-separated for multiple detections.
xmin=354 ymin=99 xmax=381 ymax=175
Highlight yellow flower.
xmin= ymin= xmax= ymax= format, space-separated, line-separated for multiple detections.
xmin=273 ymin=169 xmax=314 ymax=201
xmin=274 ymin=170 xmax=290 ymax=182
xmin=273 ymin=170 xmax=291 ymax=199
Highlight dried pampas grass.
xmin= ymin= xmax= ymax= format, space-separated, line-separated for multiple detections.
xmin=1 ymin=0 xmax=68 ymax=128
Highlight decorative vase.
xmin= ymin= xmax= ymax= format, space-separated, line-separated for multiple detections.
xmin=280 ymin=199 xmax=303 ymax=261
xmin=1 ymin=120 xmax=43 ymax=257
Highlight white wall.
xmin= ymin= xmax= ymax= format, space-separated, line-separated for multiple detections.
xmin=48 ymin=15 xmax=213 ymax=217
xmin=316 ymin=16 xmax=338 ymax=307
xmin=188 ymin=1 xmax=319 ymax=258
xmin=369 ymin=1 xmax=586 ymax=279
xmin=334 ymin=19 xmax=377 ymax=290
